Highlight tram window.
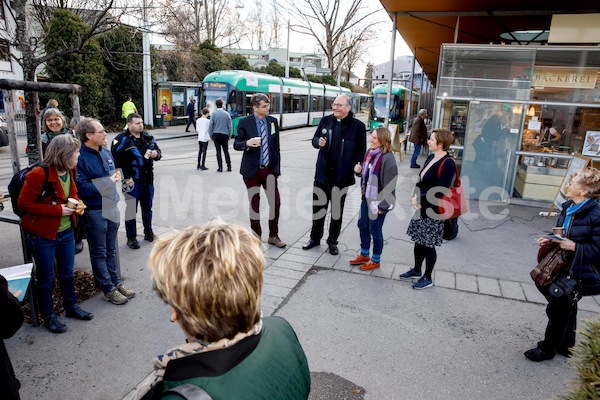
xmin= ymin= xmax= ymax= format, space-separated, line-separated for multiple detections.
xmin=325 ymin=97 xmax=334 ymax=110
xmin=227 ymin=91 xmax=240 ymax=116
xmin=270 ymin=93 xmax=280 ymax=113
xmin=299 ymin=95 xmax=308 ymax=112
xmin=283 ymin=94 xmax=292 ymax=113
xmin=311 ymin=96 xmax=323 ymax=112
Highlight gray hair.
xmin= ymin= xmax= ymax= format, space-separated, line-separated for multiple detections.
xmin=418 ymin=109 xmax=428 ymax=116
xmin=250 ymin=93 xmax=269 ymax=107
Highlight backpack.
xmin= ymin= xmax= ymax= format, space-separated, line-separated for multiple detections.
xmin=8 ymin=163 xmax=53 ymax=217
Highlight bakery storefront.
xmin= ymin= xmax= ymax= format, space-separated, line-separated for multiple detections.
xmin=434 ymin=44 xmax=600 ymax=203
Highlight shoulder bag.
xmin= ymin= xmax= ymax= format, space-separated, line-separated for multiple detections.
xmin=437 ymin=158 xmax=468 ymax=219
xmin=547 ymin=248 xmax=583 ymax=306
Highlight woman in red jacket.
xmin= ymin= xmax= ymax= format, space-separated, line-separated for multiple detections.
xmin=18 ymin=134 xmax=93 ymax=333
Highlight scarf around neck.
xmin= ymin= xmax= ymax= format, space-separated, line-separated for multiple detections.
xmin=362 ymin=147 xmax=383 ymax=214
xmin=151 ymin=319 xmax=263 ymax=381
xmin=562 ymin=198 xmax=590 ymax=234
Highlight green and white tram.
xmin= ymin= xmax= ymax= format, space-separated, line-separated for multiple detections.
xmin=202 ymin=70 xmax=351 ymax=134
xmin=368 ymin=85 xmax=419 ymax=132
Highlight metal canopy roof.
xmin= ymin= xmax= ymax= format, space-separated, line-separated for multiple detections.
xmin=379 ymin=0 xmax=600 ymax=85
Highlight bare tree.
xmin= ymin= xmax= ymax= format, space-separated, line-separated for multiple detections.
xmin=281 ymin=0 xmax=380 ymax=77
xmin=153 ymin=0 xmax=244 ymax=49
xmin=5 ymin=0 xmax=127 ymax=162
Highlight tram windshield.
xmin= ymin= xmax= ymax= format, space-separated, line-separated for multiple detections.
xmin=371 ymin=94 xmax=399 ymax=119
xmin=203 ymin=89 xmax=243 ymax=117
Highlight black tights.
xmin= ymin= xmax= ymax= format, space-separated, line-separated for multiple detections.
xmin=414 ymin=243 xmax=437 ymax=279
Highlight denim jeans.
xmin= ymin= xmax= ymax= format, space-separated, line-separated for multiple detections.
xmin=124 ymin=182 xmax=154 ymax=239
xmin=357 ymin=199 xmax=388 ymax=257
xmin=411 ymin=144 xmax=422 ymax=166
xmin=84 ymin=209 xmax=120 ymax=295
xmin=30 ymin=228 xmax=77 ymax=318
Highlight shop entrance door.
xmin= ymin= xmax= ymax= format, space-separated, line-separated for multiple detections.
xmin=461 ymin=101 xmax=522 ymax=201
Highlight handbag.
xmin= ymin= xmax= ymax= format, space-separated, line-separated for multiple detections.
xmin=530 ymin=242 xmax=569 ymax=287
xmin=437 ymin=159 xmax=468 ymax=219
xmin=547 ymin=247 xmax=583 ymax=305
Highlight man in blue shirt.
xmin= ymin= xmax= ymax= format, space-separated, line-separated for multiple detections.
xmin=75 ymin=117 xmax=135 ymax=305
xmin=234 ymin=93 xmax=285 ymax=248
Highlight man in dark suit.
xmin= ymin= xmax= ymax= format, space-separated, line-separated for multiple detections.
xmin=234 ymin=93 xmax=286 ymax=248
xmin=185 ymin=98 xmax=196 ymax=132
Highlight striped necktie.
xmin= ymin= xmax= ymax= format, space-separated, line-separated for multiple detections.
xmin=260 ymin=119 xmax=269 ymax=166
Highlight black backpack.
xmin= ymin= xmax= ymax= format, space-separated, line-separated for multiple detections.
xmin=7 ymin=163 xmax=53 ymax=217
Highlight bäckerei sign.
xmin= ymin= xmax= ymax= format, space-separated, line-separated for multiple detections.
xmin=531 ymin=67 xmax=597 ymax=89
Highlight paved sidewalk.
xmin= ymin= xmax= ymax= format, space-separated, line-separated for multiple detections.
xmin=1 ymin=119 xmax=596 ymax=400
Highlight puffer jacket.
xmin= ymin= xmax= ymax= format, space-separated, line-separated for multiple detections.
xmin=558 ymin=199 xmax=600 ymax=296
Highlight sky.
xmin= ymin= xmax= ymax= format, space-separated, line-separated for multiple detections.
xmin=146 ymin=0 xmax=413 ymax=77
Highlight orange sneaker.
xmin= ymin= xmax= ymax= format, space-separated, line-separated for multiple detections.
xmin=359 ymin=261 xmax=380 ymax=271
xmin=349 ymin=254 xmax=370 ymax=265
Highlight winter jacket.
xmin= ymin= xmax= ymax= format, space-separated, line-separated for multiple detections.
xmin=111 ymin=130 xmax=161 ymax=185
xmin=76 ymin=144 xmax=120 ymax=210
xmin=409 ymin=116 xmax=427 ymax=146
xmin=18 ymin=165 xmax=78 ymax=240
xmin=149 ymin=317 xmax=311 ymax=400
xmin=311 ymin=112 xmax=366 ymax=188
xmin=557 ymin=199 xmax=600 ymax=296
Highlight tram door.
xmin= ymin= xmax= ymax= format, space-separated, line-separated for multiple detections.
xmin=461 ymin=101 xmax=522 ymax=202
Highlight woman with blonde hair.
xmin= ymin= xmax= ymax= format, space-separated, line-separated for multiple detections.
xmin=399 ymin=129 xmax=457 ymax=289
xmin=146 ymin=220 xmax=310 ymax=399
xmin=525 ymin=168 xmax=600 ymax=362
xmin=18 ymin=134 xmax=92 ymax=333
xmin=349 ymin=127 xmax=398 ymax=270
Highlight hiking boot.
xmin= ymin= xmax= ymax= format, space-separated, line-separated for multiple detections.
xmin=412 ymin=276 xmax=433 ymax=290
xmin=44 ymin=314 xmax=68 ymax=333
xmin=359 ymin=261 xmax=380 ymax=271
xmin=399 ymin=269 xmax=422 ymax=280
xmin=127 ymin=238 xmax=140 ymax=249
xmin=117 ymin=283 xmax=135 ymax=299
xmin=144 ymin=232 xmax=156 ymax=242
xmin=350 ymin=254 xmax=370 ymax=265
xmin=105 ymin=287 xmax=129 ymax=305
xmin=268 ymin=236 xmax=286 ymax=248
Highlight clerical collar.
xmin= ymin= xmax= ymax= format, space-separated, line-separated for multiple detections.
xmin=336 ymin=118 xmax=341 ymax=122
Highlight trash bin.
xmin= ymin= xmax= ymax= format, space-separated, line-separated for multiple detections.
xmin=155 ymin=114 xmax=164 ymax=127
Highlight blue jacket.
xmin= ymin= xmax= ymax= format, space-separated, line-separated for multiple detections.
xmin=558 ymin=199 xmax=600 ymax=296
xmin=76 ymin=144 xmax=120 ymax=210
xmin=111 ymin=130 xmax=162 ymax=184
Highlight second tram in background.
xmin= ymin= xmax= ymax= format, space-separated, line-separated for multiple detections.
xmin=201 ymin=70 xmax=352 ymax=134
xmin=368 ymin=85 xmax=419 ymax=132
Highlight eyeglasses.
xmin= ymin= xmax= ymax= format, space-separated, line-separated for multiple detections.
xmin=89 ymin=130 xmax=106 ymax=134
xmin=332 ymin=103 xmax=350 ymax=108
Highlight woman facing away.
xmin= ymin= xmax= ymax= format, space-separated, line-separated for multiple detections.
xmin=525 ymin=168 xmax=600 ymax=362
xmin=145 ymin=220 xmax=311 ymax=399
xmin=18 ymin=134 xmax=93 ymax=333
xmin=399 ymin=128 xmax=456 ymax=290
xmin=349 ymin=127 xmax=398 ymax=271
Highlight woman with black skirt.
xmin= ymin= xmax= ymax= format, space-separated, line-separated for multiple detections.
xmin=400 ymin=129 xmax=456 ymax=289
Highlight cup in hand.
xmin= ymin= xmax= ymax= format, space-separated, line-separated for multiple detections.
xmin=66 ymin=198 xmax=79 ymax=209
xmin=144 ymin=149 xmax=152 ymax=159
xmin=552 ymin=227 xmax=565 ymax=237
